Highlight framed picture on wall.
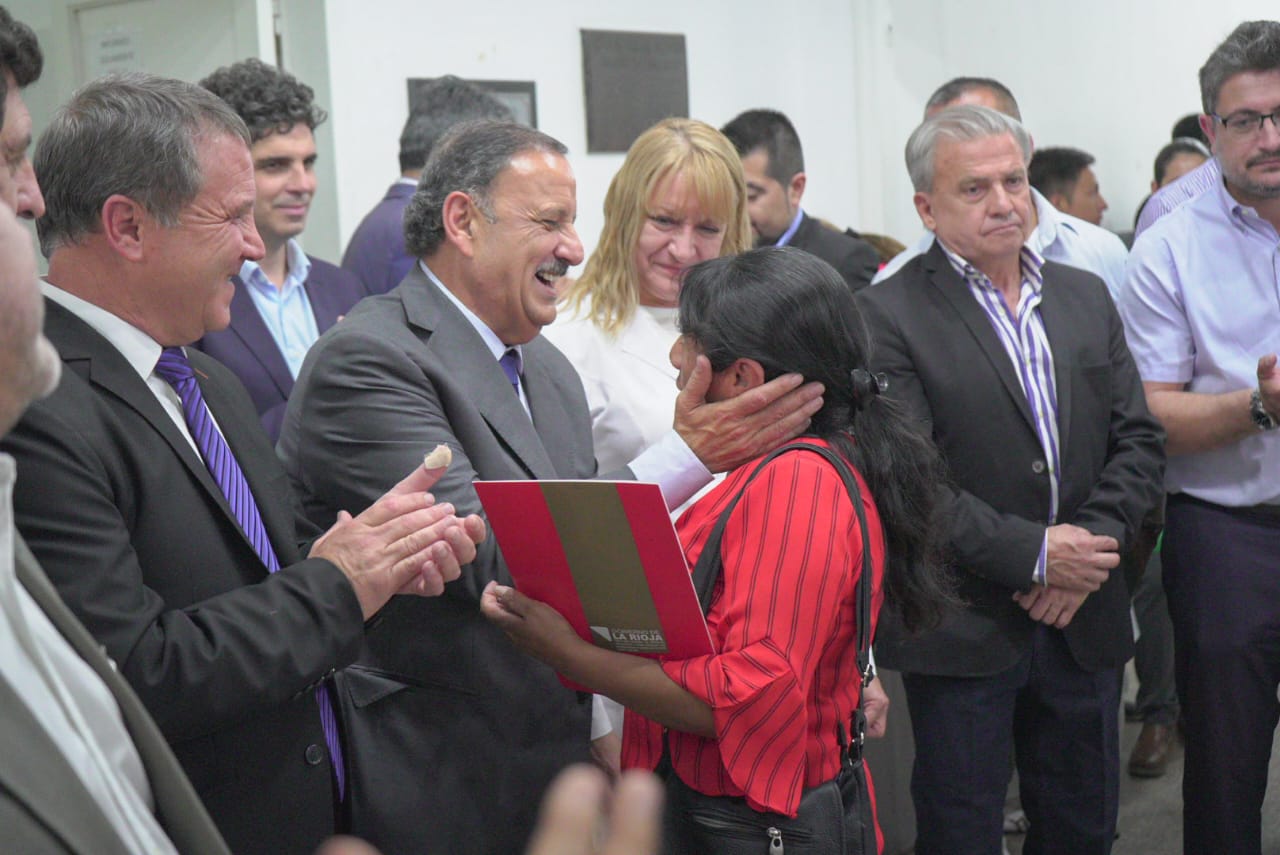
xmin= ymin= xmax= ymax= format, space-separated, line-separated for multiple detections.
xmin=407 ymin=78 xmax=538 ymax=129
xmin=580 ymin=29 xmax=688 ymax=153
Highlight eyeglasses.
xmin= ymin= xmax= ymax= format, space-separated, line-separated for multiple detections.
xmin=1211 ymin=107 xmax=1280 ymax=137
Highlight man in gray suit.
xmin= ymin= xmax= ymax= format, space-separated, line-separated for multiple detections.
xmin=279 ymin=121 xmax=824 ymax=854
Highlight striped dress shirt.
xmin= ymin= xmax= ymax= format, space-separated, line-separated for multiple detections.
xmin=942 ymin=243 xmax=1059 ymax=585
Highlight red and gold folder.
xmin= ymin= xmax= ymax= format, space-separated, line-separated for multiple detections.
xmin=474 ymin=480 xmax=713 ymax=688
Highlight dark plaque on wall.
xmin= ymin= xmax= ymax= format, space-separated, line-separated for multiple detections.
xmin=407 ymin=78 xmax=538 ymax=128
xmin=581 ymin=29 xmax=688 ymax=153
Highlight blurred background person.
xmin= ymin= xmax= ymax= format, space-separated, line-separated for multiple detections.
xmin=342 ymin=76 xmax=512 ymax=295
xmin=1028 ymin=146 xmax=1109 ymax=226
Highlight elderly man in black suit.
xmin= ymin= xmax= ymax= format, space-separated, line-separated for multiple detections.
xmin=2 ymin=71 xmax=485 ymax=855
xmin=279 ymin=120 xmax=825 ymax=854
xmin=856 ymin=106 xmax=1164 ymax=855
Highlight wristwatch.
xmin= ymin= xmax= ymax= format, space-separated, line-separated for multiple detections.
xmin=1250 ymin=388 xmax=1278 ymax=431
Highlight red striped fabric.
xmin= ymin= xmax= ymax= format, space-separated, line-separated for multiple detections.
xmin=621 ymin=438 xmax=886 ymax=818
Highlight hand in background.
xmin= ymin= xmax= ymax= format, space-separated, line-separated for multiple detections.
xmin=526 ymin=765 xmax=663 ymax=855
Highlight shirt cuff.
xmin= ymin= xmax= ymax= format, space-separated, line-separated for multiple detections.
xmin=1034 ymin=532 xmax=1048 ymax=587
xmin=590 ymin=694 xmax=613 ymax=740
xmin=628 ymin=430 xmax=712 ymax=510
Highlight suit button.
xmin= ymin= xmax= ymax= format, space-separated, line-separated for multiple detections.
xmin=304 ymin=744 xmax=325 ymax=766
xmin=1031 ymin=460 xmax=1046 ymax=474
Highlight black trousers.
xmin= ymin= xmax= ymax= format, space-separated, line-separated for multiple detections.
xmin=1164 ymin=495 xmax=1280 ymax=855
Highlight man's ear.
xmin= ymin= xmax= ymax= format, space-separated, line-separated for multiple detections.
xmin=787 ymin=172 xmax=806 ymax=208
xmin=100 ymin=194 xmax=148 ymax=262
xmin=913 ymin=191 xmax=936 ymax=232
xmin=1049 ymin=191 xmax=1071 ymax=212
xmin=725 ymin=357 xmax=766 ymax=392
xmin=1200 ymin=113 xmax=1218 ymax=151
xmin=442 ymin=190 xmax=479 ymax=259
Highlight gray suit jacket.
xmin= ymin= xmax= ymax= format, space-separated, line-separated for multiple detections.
xmin=279 ymin=266 xmax=615 ymax=855
xmin=2 ymin=534 xmax=229 ymax=855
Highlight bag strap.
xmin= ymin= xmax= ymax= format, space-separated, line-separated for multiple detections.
xmin=689 ymin=440 xmax=876 ymax=756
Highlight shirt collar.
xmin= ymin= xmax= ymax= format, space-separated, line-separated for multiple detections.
xmin=418 ymin=260 xmax=523 ymax=365
xmin=239 ymin=239 xmax=311 ymax=297
xmin=939 ymin=241 xmax=1045 ymax=293
xmin=40 ymin=281 xmax=163 ymax=384
xmin=774 ymin=207 xmax=805 ymax=247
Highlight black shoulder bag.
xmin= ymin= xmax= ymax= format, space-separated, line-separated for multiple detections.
xmin=661 ymin=441 xmax=878 ymax=855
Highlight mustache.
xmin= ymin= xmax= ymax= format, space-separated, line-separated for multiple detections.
xmin=1246 ymin=149 xmax=1280 ymax=168
xmin=537 ymin=259 xmax=569 ymax=279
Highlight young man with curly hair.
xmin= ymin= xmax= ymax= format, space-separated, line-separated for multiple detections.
xmin=196 ymin=58 xmax=367 ymax=441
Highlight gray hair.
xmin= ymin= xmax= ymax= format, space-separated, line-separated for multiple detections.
xmin=403 ymin=120 xmax=568 ymax=259
xmin=1199 ymin=21 xmax=1280 ymax=114
xmin=904 ymin=105 xmax=1033 ymax=193
xmin=34 ymin=71 xmax=249 ymax=257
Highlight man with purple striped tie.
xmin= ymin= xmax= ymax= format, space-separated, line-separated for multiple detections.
xmin=855 ymin=105 xmax=1164 ymax=855
xmin=1 ymin=71 xmax=486 ymax=855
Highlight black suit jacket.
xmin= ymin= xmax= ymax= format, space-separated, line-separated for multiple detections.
xmin=1 ymin=299 xmax=367 ymax=854
xmin=2 ymin=534 xmax=230 ymax=855
xmin=278 ymin=268 xmax=605 ymax=855
xmin=195 ymin=256 xmax=368 ymax=442
xmin=856 ymin=243 xmax=1164 ymax=676
xmin=789 ymin=212 xmax=880 ymax=292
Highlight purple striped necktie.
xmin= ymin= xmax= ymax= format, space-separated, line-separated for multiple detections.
xmin=154 ymin=346 xmax=345 ymax=801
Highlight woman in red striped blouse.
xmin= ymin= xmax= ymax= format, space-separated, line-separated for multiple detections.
xmin=483 ymin=247 xmax=949 ymax=853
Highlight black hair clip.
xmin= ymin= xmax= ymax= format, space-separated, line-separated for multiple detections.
xmin=850 ymin=368 xmax=888 ymax=410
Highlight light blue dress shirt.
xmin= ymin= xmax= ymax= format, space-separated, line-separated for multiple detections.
xmin=1120 ymin=175 xmax=1280 ymax=506
xmin=240 ymin=239 xmax=318 ymax=379
xmin=874 ymin=189 xmax=1129 ymax=300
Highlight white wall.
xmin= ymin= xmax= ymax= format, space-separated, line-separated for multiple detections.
xmin=857 ymin=0 xmax=1280 ymax=241
xmin=316 ymin=0 xmax=866 ymax=262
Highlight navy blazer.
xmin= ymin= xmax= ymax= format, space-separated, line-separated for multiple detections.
xmin=195 ymin=255 xmax=367 ymax=442
xmin=341 ymin=181 xmax=418 ymax=296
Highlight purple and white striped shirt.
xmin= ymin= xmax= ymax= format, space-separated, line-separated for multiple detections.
xmin=942 ymin=243 xmax=1060 ymax=585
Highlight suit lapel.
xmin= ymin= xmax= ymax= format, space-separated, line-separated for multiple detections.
xmin=401 ymin=269 xmax=558 ymax=479
xmin=305 ymin=261 xmax=360 ymax=333
xmin=922 ymin=244 xmax=1038 ymax=432
xmin=227 ymin=276 xmax=294 ymax=400
xmin=13 ymin=535 xmax=232 ymax=854
xmin=0 ymin=670 xmax=132 ymax=855
xmin=44 ymin=301 xmax=268 ymax=571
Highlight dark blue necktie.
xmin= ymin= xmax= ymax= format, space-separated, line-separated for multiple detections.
xmin=499 ymin=347 xmax=522 ymax=395
xmin=154 ymin=347 xmax=346 ymax=801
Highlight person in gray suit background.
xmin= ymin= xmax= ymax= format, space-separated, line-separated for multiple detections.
xmin=279 ymin=120 xmax=825 ymax=854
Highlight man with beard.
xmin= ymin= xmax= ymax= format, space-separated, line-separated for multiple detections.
xmin=1120 ymin=20 xmax=1280 ymax=854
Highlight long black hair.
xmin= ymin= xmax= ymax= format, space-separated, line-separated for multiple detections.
xmin=678 ymin=246 xmax=950 ymax=630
